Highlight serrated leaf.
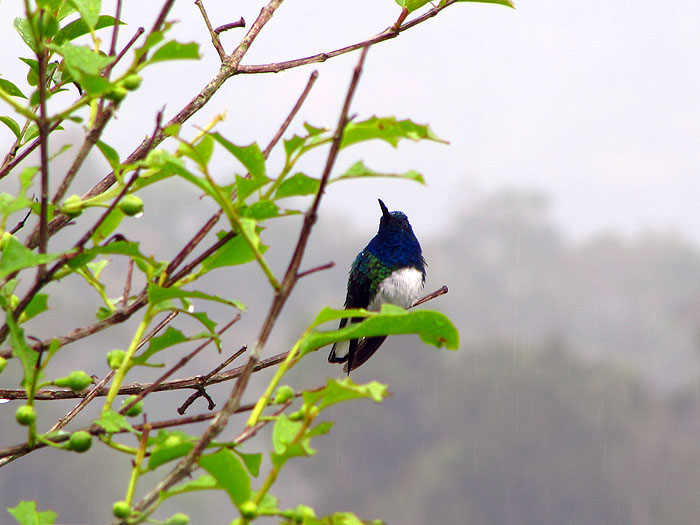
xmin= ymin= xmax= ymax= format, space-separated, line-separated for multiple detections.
xmin=331 ymin=160 xmax=424 ymax=185
xmin=211 ymin=133 xmax=266 ymax=179
xmin=242 ymin=200 xmax=279 ymax=220
xmin=235 ymin=174 xmax=269 ymax=203
xmin=147 ymin=283 xmax=244 ymax=310
xmin=0 ymin=235 xmax=60 ymax=278
xmin=67 ymin=0 xmax=101 ymax=30
xmin=200 ymin=225 xmax=267 ymax=271
xmin=54 ymin=15 xmax=120 ymax=45
xmin=341 ymin=117 xmax=447 ymax=149
xmin=303 ymin=378 xmax=388 ymax=410
xmin=300 ymin=304 xmax=459 ymax=355
xmin=275 ymin=172 xmax=320 ymax=199
xmin=95 ymin=409 xmax=135 ymax=433
xmin=7 ymin=500 xmax=57 ymax=525
xmin=149 ymin=40 xmax=200 ymax=63
xmin=198 ymin=449 xmax=251 ymax=506
xmin=283 ymin=135 xmax=305 ymax=158
xmin=0 ymin=117 xmax=21 ymax=140
xmin=0 ymin=79 xmax=27 ymax=99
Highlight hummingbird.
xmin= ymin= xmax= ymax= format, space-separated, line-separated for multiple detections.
xmin=328 ymin=199 xmax=426 ymax=373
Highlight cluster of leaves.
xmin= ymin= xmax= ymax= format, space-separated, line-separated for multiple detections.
xmin=0 ymin=0 xmax=514 ymax=523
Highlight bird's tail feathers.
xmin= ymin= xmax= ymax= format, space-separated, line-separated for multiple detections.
xmin=343 ymin=336 xmax=388 ymax=373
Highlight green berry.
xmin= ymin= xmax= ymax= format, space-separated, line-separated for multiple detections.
xmin=67 ymin=430 xmax=92 ymax=452
xmin=118 ymin=194 xmax=144 ymax=216
xmin=104 ymin=86 xmax=128 ymax=102
xmin=122 ymin=75 xmax=142 ymax=91
xmin=121 ymin=395 xmax=143 ymax=417
xmin=60 ymin=194 xmax=83 ymax=218
xmin=107 ymin=349 xmax=126 ymax=370
xmin=239 ymin=501 xmax=258 ymax=520
xmin=288 ymin=410 xmax=303 ymax=421
xmin=0 ymin=356 xmax=6 ymax=373
xmin=112 ymin=500 xmax=131 ymax=519
xmin=273 ymin=385 xmax=295 ymax=404
xmin=15 ymin=405 xmax=36 ymax=426
xmin=54 ymin=370 xmax=92 ymax=392
xmin=164 ymin=513 xmax=189 ymax=525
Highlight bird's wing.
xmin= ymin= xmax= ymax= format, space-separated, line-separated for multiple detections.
xmin=343 ymin=336 xmax=388 ymax=373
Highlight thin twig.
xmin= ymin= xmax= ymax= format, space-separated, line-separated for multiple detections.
xmin=412 ymin=285 xmax=449 ymax=308
xmin=195 ymin=0 xmax=227 ymax=61
xmin=121 ymin=260 xmax=134 ymax=308
xmin=214 ymin=18 xmax=246 ymax=34
xmin=296 ymin=261 xmax=334 ymax=279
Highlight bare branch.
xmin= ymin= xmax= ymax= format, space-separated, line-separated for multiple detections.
xmin=195 ymin=0 xmax=227 ymax=61
xmin=412 ymin=285 xmax=449 ymax=308
xmin=297 ymin=261 xmax=334 ymax=279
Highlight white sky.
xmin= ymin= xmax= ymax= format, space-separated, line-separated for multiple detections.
xmin=1 ymin=0 xmax=699 ymax=241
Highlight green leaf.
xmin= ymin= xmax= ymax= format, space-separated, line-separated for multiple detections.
xmin=0 ymin=235 xmax=60 ymax=278
xmin=236 ymin=451 xmax=262 ymax=477
xmin=271 ymin=416 xmax=332 ymax=469
xmin=198 ymin=449 xmax=251 ymax=506
xmin=0 ymin=79 xmax=27 ymax=99
xmin=49 ymin=43 xmax=114 ymax=76
xmin=457 ymin=0 xmax=514 ymax=7
xmin=54 ymin=15 xmax=119 ymax=45
xmin=7 ymin=500 xmax=57 ymax=525
xmin=74 ymin=73 xmax=112 ymax=96
xmin=331 ymin=160 xmax=424 ymax=185
xmin=161 ymin=475 xmax=218 ymax=500
xmin=300 ymin=304 xmax=459 ymax=355
xmin=132 ymin=327 xmax=188 ymax=366
xmin=147 ymin=283 xmax=245 ymax=310
xmin=242 ymin=200 xmax=279 ymax=220
xmin=303 ymin=378 xmax=388 ymax=410
xmin=149 ymin=40 xmax=200 ymax=63
xmin=235 ymin=174 xmax=269 ymax=203
xmin=23 ymin=124 xmax=39 ymax=144
xmin=178 ymin=134 xmax=214 ymax=171
xmin=398 ymin=0 xmax=514 ymax=12
xmin=147 ymin=151 xmax=224 ymax=207
xmin=0 ymin=117 xmax=21 ymax=140
xmin=89 ymin=208 xmax=124 ymax=244
xmin=147 ymin=431 xmax=196 ymax=470
xmin=211 ymin=133 xmax=266 ymax=179
xmin=5 ymin=304 xmax=37 ymax=388
xmin=274 ymin=172 xmax=320 ymax=199
xmin=67 ymin=0 xmax=102 ymax=30
xmin=14 ymin=18 xmax=37 ymax=53
xmin=200 ymin=225 xmax=267 ymax=271
xmin=95 ymin=409 xmax=135 ymax=433
xmin=340 ymin=117 xmax=447 ymax=149
xmin=22 ymin=294 xmax=48 ymax=323
xmin=96 ymin=140 xmax=120 ymax=171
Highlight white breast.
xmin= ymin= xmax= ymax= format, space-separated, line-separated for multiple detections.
xmin=369 ymin=267 xmax=424 ymax=310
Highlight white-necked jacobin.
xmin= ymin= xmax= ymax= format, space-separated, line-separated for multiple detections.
xmin=328 ymin=199 xmax=426 ymax=373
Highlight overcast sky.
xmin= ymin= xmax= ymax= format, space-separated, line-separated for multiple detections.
xmin=1 ymin=0 xmax=699 ymax=242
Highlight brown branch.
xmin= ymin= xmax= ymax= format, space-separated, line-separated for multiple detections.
xmin=195 ymin=0 xmax=227 ymax=61
xmin=412 ymin=285 xmax=449 ymax=308
xmin=37 ymin=47 xmax=50 ymax=272
xmin=296 ymin=261 xmax=334 ymax=279
xmin=214 ymin=18 xmax=246 ymax=35
xmin=237 ymin=0 xmax=456 ymax=75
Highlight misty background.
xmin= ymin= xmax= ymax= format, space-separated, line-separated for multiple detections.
xmin=1 ymin=1 xmax=700 ymax=524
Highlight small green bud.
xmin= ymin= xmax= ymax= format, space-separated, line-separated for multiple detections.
xmin=104 ymin=86 xmax=128 ymax=102
xmin=112 ymin=500 xmax=131 ymax=519
xmin=239 ymin=501 xmax=258 ymax=520
xmin=164 ymin=513 xmax=190 ymax=525
xmin=294 ymin=504 xmax=316 ymax=520
xmin=0 ymin=232 xmax=11 ymax=250
xmin=16 ymin=405 xmax=36 ymax=426
xmin=121 ymin=74 xmax=142 ymax=91
xmin=163 ymin=435 xmax=183 ymax=448
xmin=0 ymin=356 xmax=6 ymax=373
xmin=288 ymin=410 xmax=303 ymax=421
xmin=118 ymin=194 xmax=144 ymax=216
xmin=121 ymin=395 xmax=143 ymax=417
xmin=67 ymin=430 xmax=92 ymax=452
xmin=54 ymin=370 xmax=92 ymax=392
xmin=10 ymin=294 xmax=19 ymax=310
xmin=60 ymin=194 xmax=83 ymax=218
xmin=273 ymin=385 xmax=295 ymax=404
xmin=107 ymin=349 xmax=126 ymax=370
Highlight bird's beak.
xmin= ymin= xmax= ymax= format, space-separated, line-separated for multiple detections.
xmin=378 ymin=199 xmax=390 ymax=219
